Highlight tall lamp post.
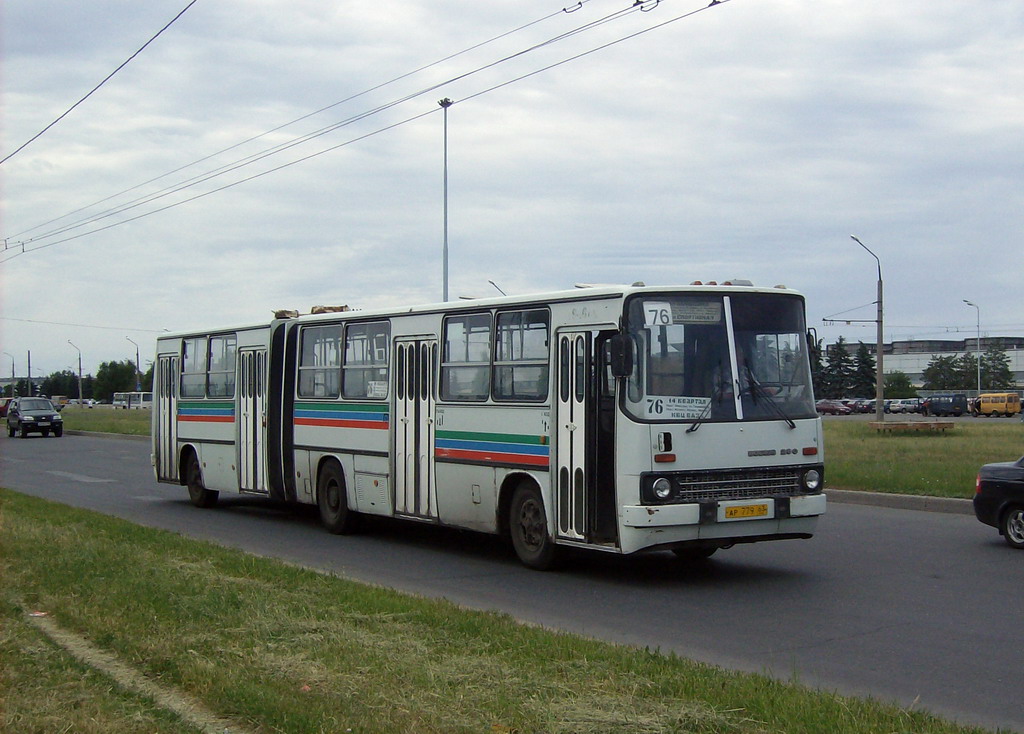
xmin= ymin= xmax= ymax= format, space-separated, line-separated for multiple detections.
xmin=963 ymin=299 xmax=981 ymax=396
xmin=439 ymin=97 xmax=453 ymax=302
xmin=68 ymin=341 xmax=84 ymax=406
xmin=126 ymin=337 xmax=141 ymax=391
xmin=3 ymin=352 xmax=13 ymax=397
xmin=850 ymin=235 xmax=884 ymax=422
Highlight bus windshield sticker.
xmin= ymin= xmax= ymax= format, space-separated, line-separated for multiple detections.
xmin=672 ymin=301 xmax=722 ymax=324
xmin=367 ymin=381 xmax=388 ymax=398
xmin=644 ymin=396 xmax=711 ymax=420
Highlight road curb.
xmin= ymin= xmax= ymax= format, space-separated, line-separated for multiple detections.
xmin=826 ymin=488 xmax=973 ymax=515
xmin=65 ymin=430 xmax=149 ymax=442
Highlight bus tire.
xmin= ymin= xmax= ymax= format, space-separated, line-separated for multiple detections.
xmin=317 ymin=461 xmax=356 ymax=535
xmin=184 ymin=452 xmax=218 ymax=508
xmin=509 ymin=484 xmax=557 ymax=570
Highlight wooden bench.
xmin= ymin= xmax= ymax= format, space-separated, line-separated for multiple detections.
xmin=869 ymin=420 xmax=955 ymax=433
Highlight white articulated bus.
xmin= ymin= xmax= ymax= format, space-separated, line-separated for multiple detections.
xmin=152 ymin=283 xmax=825 ymax=568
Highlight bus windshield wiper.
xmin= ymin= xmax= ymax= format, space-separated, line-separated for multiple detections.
xmin=686 ymin=377 xmax=727 ymax=434
xmin=743 ymin=364 xmax=796 ymax=429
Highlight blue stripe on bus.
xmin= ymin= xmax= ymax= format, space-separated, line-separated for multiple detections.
xmin=434 ymin=438 xmax=550 ymax=457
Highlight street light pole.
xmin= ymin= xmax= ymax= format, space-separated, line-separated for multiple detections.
xmin=963 ymin=299 xmax=981 ymax=396
xmin=126 ymin=337 xmax=141 ymax=391
xmin=850 ymin=235 xmax=884 ymax=422
xmin=3 ymin=352 xmax=13 ymax=397
xmin=68 ymin=341 xmax=84 ymax=406
xmin=439 ymin=97 xmax=453 ymax=302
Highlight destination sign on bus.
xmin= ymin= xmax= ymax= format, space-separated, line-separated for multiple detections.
xmin=644 ymin=396 xmax=711 ymax=420
xmin=643 ymin=301 xmax=722 ymax=326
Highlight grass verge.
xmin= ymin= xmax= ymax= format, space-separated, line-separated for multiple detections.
xmin=58 ymin=405 xmax=150 ymax=436
xmin=823 ymin=420 xmax=1023 ymax=498
xmin=0 ymin=488 xmax=996 ymax=734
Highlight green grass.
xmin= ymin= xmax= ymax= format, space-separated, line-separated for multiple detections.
xmin=59 ymin=405 xmax=151 ymax=436
xmin=823 ymin=420 xmax=1024 ymax=498
xmin=0 ymin=488 xmax=996 ymax=734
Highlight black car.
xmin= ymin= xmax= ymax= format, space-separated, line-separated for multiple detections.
xmin=974 ymin=456 xmax=1024 ymax=548
xmin=6 ymin=397 xmax=64 ymax=438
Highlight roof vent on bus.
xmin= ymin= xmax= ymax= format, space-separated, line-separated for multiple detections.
xmin=274 ymin=309 xmax=300 ymax=319
xmin=722 ymin=279 xmax=753 ymax=287
xmin=311 ymin=305 xmax=350 ymax=314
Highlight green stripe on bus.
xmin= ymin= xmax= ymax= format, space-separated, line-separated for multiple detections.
xmin=177 ymin=401 xmax=234 ymax=409
xmin=295 ymin=402 xmax=385 ymax=412
xmin=435 ymin=430 xmax=547 ymax=445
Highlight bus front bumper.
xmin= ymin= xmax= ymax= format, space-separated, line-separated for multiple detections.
xmin=622 ymin=493 xmax=826 ymax=527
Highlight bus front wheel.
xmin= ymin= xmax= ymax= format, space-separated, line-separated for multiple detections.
xmin=509 ymin=485 xmax=557 ymax=570
xmin=185 ymin=453 xmax=218 ymax=508
xmin=317 ymin=462 xmax=357 ymax=535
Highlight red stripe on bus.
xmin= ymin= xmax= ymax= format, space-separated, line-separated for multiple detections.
xmin=178 ymin=415 xmax=235 ymax=423
xmin=294 ymin=418 xmax=389 ymax=430
xmin=435 ymin=448 xmax=549 ymax=467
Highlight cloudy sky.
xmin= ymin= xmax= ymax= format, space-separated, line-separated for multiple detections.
xmin=2 ymin=0 xmax=1022 ymax=377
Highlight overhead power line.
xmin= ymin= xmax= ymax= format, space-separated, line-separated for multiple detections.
xmin=1 ymin=0 xmax=731 ymax=263
xmin=10 ymin=0 xmax=592 ymax=241
xmin=0 ymin=0 xmax=199 ymax=166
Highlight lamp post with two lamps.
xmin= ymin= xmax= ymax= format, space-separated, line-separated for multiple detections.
xmin=850 ymin=235 xmax=884 ymax=423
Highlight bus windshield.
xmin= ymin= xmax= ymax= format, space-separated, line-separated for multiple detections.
xmin=622 ymin=292 xmax=816 ymax=423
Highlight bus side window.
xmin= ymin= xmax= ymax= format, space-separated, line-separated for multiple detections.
xmin=299 ymin=325 xmax=342 ymax=398
xmin=441 ymin=313 xmax=491 ymax=401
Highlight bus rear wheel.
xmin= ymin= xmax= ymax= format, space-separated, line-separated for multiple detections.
xmin=185 ymin=453 xmax=218 ymax=508
xmin=317 ymin=462 xmax=357 ymax=535
xmin=509 ymin=485 xmax=557 ymax=570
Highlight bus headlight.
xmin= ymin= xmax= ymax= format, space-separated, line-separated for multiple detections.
xmin=802 ymin=469 xmax=821 ymax=492
xmin=653 ymin=478 xmax=673 ymax=500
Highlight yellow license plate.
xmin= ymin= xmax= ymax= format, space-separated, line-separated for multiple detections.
xmin=724 ymin=503 xmax=769 ymax=519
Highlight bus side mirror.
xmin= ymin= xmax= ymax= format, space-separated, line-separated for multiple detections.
xmin=609 ymin=333 xmax=634 ymax=377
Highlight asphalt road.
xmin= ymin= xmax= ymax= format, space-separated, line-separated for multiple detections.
xmin=2 ymin=433 xmax=1021 ymax=732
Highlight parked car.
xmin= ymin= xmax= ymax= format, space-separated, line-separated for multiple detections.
xmin=921 ymin=394 xmax=968 ymax=417
xmin=889 ymin=398 xmax=921 ymax=414
xmin=6 ymin=397 xmax=64 ymax=438
xmin=974 ymin=456 xmax=1024 ymax=548
xmin=816 ymin=399 xmax=851 ymax=415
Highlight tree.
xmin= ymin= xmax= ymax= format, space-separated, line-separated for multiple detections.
xmin=821 ymin=337 xmax=854 ymax=398
xmin=41 ymin=370 xmax=78 ymax=398
xmin=955 ymin=353 xmax=978 ymax=391
xmin=922 ymin=355 xmax=959 ymax=390
xmin=883 ymin=370 xmax=916 ymax=398
xmin=851 ymin=342 xmax=877 ymax=397
xmin=982 ymin=346 xmax=1015 ymax=390
xmin=93 ymin=360 xmax=137 ymax=402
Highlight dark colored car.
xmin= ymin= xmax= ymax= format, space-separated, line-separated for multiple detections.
xmin=921 ymin=393 xmax=968 ymax=417
xmin=815 ymin=399 xmax=851 ymax=415
xmin=974 ymin=456 xmax=1024 ymax=548
xmin=6 ymin=397 xmax=64 ymax=438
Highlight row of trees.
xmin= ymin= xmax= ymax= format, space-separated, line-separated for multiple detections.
xmin=2 ymin=360 xmax=154 ymax=402
xmin=813 ymin=337 xmax=1017 ymax=399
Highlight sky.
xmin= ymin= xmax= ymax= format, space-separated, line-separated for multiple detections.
xmin=2 ymin=0 xmax=1022 ymax=378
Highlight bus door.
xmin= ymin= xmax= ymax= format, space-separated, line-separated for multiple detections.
xmin=154 ymin=354 xmax=178 ymax=482
xmin=555 ymin=330 xmax=618 ymax=545
xmin=393 ymin=339 xmax=438 ymax=519
xmin=238 ymin=349 xmax=268 ymax=493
